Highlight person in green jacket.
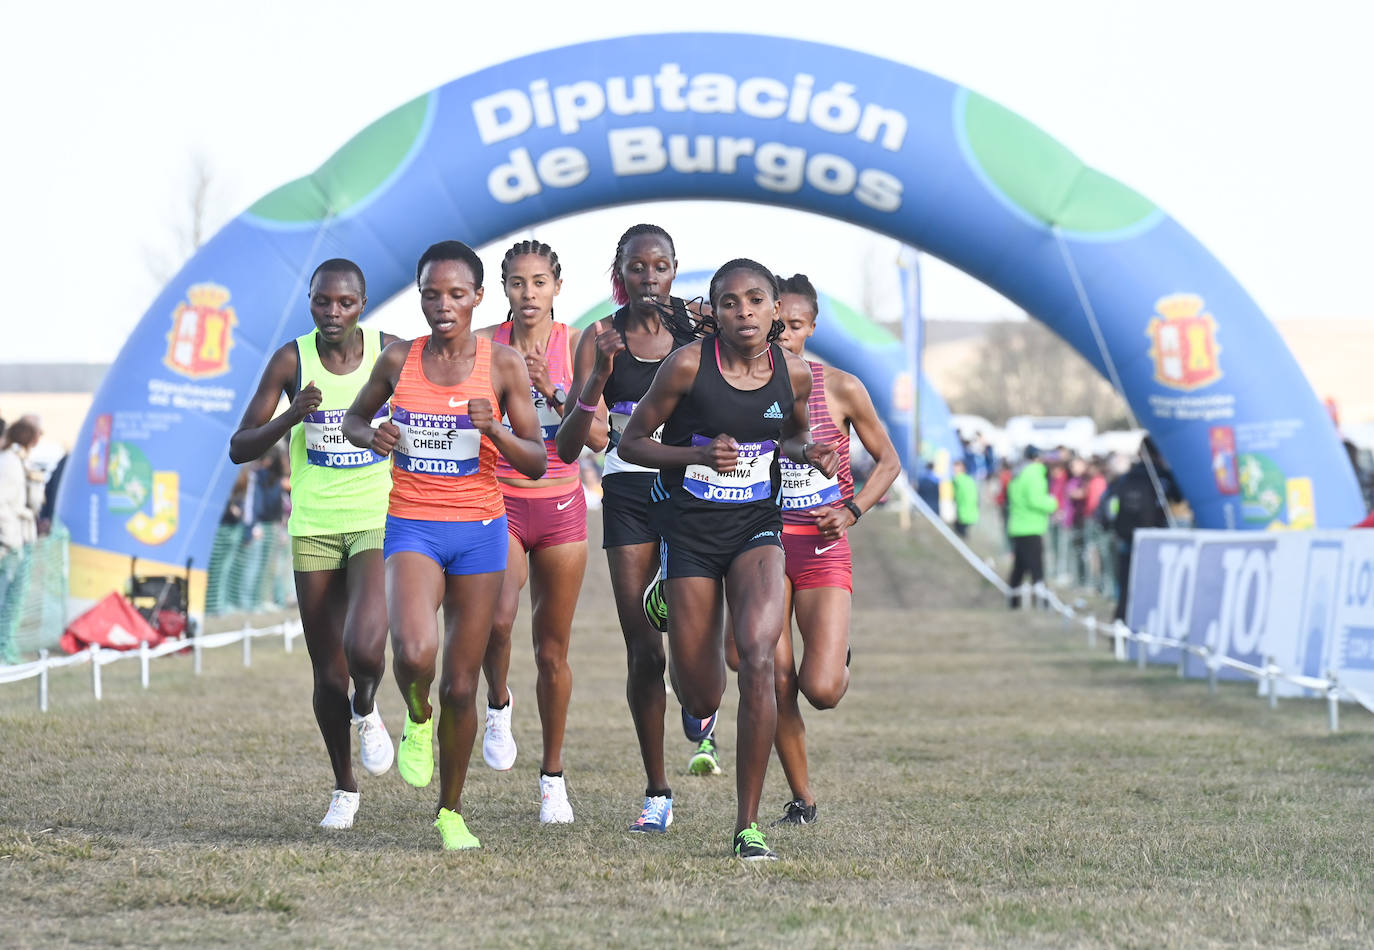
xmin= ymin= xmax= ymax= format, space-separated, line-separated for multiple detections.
xmin=1005 ymin=446 xmax=1059 ymax=608
xmin=951 ymin=459 xmax=979 ymax=539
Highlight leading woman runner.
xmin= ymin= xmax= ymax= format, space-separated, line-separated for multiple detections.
xmin=618 ymin=258 xmax=838 ymax=861
xmin=343 ymin=240 xmax=546 ymax=851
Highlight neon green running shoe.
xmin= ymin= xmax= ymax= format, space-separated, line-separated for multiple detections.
xmin=434 ymin=807 xmax=481 ymax=850
xmin=397 ymin=713 xmax=434 ymax=788
xmin=733 ymin=822 xmax=777 ymax=861
xmin=688 ymin=735 xmax=721 ymax=776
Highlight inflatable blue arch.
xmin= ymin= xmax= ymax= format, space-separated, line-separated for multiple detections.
xmin=59 ymin=32 xmax=1361 ymax=609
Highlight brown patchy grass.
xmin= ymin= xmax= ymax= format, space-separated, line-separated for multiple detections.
xmin=0 ymin=512 xmax=1370 ymax=948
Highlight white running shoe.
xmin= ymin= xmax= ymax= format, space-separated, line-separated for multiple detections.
xmin=320 ymin=789 xmax=359 ymax=829
xmin=482 ymin=693 xmax=517 ymax=771
xmin=539 ymin=774 xmax=574 ymax=824
xmin=352 ymin=698 xmax=394 ymax=776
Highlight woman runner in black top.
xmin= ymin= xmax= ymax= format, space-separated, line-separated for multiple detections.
xmin=554 ymin=224 xmax=700 ymax=834
xmin=619 ymin=259 xmax=838 ymax=861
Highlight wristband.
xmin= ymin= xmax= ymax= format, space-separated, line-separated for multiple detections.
xmin=801 ymin=442 xmax=816 ymax=466
xmin=576 ymin=398 xmax=598 ymax=413
xmin=842 ymin=499 xmax=862 ymax=523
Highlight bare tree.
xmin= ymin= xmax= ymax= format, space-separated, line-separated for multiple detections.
xmin=950 ymin=319 xmax=1131 ymax=429
xmin=144 ymin=152 xmax=226 ymax=286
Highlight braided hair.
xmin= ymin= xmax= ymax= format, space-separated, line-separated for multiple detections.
xmin=776 ymin=273 xmax=819 ymax=320
xmin=607 ymin=223 xmax=710 ymax=342
xmin=708 ymin=259 xmax=785 ymax=343
xmin=609 ymin=223 xmax=676 ymax=306
xmin=500 ymin=239 xmax=562 ymax=322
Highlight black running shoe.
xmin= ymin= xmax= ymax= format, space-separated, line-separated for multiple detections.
xmin=733 ymin=823 xmax=778 ymax=861
xmin=772 ymin=798 xmax=818 ymax=826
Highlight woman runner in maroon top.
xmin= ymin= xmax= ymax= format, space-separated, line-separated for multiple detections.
xmin=753 ymin=273 xmax=900 ymax=827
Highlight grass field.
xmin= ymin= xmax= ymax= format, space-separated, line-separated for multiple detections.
xmin=1 ymin=512 xmax=1371 ymax=948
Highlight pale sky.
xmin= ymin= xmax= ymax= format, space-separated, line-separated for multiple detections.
xmin=3 ymin=0 xmax=1372 ymax=363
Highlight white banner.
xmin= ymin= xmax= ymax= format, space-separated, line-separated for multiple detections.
xmin=1127 ymin=528 xmax=1374 ymax=710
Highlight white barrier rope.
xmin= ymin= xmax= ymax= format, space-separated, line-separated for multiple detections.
xmin=905 ymin=494 xmax=1372 ymax=730
xmin=0 ymin=619 xmax=305 ymax=711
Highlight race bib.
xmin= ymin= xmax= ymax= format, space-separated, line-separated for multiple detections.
xmin=608 ymin=400 xmax=663 ymax=448
xmin=391 ymin=405 xmax=482 ymax=477
xmin=779 ymin=457 xmax=841 ymax=510
xmin=503 ymin=386 xmax=561 ymax=441
xmin=303 ymin=406 xmax=387 ymax=468
xmin=683 ymin=435 xmax=777 ymax=503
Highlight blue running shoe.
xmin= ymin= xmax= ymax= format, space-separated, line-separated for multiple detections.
xmin=681 ymin=707 xmax=717 ymax=743
xmin=628 ymin=794 xmax=673 ymax=833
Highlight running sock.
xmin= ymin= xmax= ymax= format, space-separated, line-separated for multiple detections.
xmin=490 ymin=698 xmax=511 ymax=710
xmin=540 ymin=769 xmax=563 ymax=779
xmin=647 ymin=786 xmax=672 ymax=799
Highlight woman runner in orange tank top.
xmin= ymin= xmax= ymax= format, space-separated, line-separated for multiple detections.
xmin=343 ymin=241 xmax=546 ymax=851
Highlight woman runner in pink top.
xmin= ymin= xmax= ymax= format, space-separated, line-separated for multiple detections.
xmin=474 ymin=239 xmax=608 ymax=824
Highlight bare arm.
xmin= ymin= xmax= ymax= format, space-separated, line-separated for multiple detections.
xmin=483 ymin=343 xmax=547 ymax=479
xmin=809 ymin=369 xmax=900 ymax=538
xmin=228 ymin=343 xmax=317 ymax=464
xmin=342 ymin=341 xmax=407 ymax=455
xmin=555 ymin=319 xmax=619 ymax=463
xmin=565 ymin=327 xmax=610 ymax=452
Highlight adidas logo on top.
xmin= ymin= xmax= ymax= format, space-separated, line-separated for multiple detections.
xmin=763 ymin=401 xmax=783 ymax=419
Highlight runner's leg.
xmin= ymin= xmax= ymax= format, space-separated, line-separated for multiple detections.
xmin=296 ymin=567 xmax=355 ymax=793
xmin=608 ymin=543 xmax=670 ymax=792
xmin=482 ymin=534 xmax=526 ymax=709
xmin=343 ymin=548 xmax=388 ymax=717
xmin=436 ymin=570 xmax=504 ymax=813
xmin=527 ymin=540 xmax=587 ymax=773
xmin=724 ymin=545 xmax=787 ymax=835
xmin=387 ymin=552 xmax=444 ymax=724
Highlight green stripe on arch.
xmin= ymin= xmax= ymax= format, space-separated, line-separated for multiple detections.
xmin=961 ymin=91 xmax=1158 ymax=235
xmin=247 ymin=92 xmax=433 ymax=224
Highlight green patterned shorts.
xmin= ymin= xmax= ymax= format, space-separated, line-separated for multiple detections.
xmin=291 ymin=528 xmax=385 ymax=572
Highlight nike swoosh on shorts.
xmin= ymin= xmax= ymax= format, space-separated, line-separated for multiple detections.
xmin=482 ymin=519 xmax=494 ymax=526
xmin=556 ymin=498 xmax=575 ymax=510
xmin=814 ymin=542 xmax=839 ymax=555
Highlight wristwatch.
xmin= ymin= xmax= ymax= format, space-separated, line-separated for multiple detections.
xmin=842 ymin=499 xmax=862 ymax=523
xmin=549 ymin=387 xmax=567 ymax=408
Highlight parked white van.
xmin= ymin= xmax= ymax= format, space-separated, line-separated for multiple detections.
xmin=1004 ymin=415 xmax=1097 ymax=456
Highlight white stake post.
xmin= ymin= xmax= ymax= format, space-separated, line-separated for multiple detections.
xmin=140 ymin=641 xmax=150 ymax=689
xmin=90 ymin=644 xmax=102 ymax=701
xmin=38 ymin=649 xmax=49 ymax=712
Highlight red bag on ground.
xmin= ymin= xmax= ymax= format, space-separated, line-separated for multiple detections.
xmin=60 ymin=592 xmax=165 ymax=654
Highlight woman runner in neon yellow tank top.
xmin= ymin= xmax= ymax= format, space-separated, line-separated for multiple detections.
xmin=229 ymin=259 xmax=400 ymax=832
